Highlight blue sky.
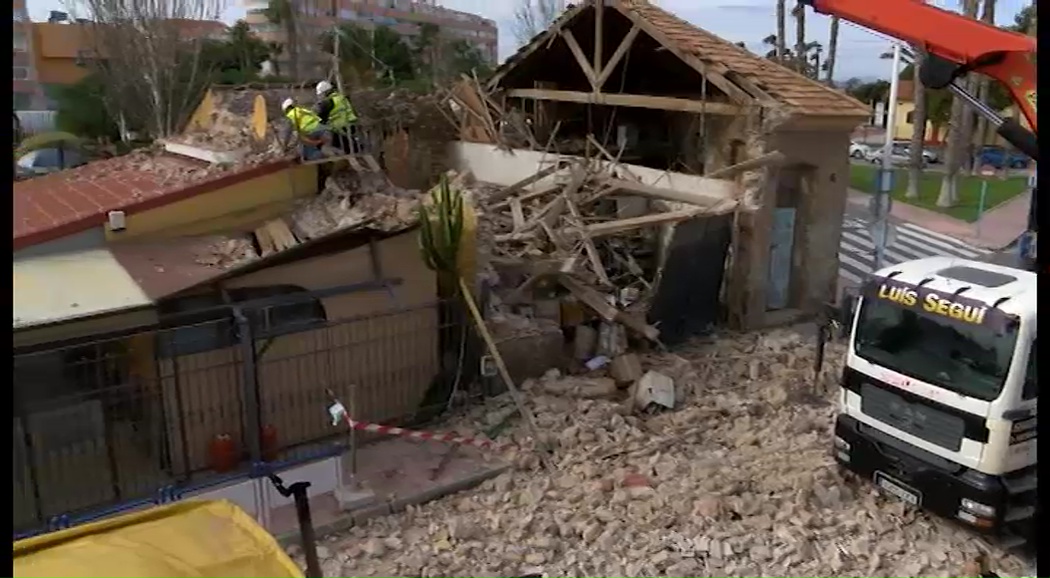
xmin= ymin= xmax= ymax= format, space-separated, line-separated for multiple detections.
xmin=30 ymin=0 xmax=1031 ymax=82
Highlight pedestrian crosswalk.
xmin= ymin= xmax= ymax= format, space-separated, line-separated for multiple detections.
xmin=839 ymin=217 xmax=992 ymax=284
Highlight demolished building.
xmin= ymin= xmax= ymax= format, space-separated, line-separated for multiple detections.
xmin=447 ymin=0 xmax=869 ymax=335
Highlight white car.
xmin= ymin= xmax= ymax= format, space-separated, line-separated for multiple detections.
xmin=865 ymin=145 xmax=927 ymax=167
xmin=849 ymin=141 xmax=870 ymax=159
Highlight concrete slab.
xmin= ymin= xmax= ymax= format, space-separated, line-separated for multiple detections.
xmin=163 ymin=140 xmax=250 ymax=164
xmin=272 ymin=437 xmax=509 ymax=545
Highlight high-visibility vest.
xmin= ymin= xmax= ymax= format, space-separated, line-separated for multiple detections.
xmin=328 ymin=93 xmax=358 ymax=129
xmin=285 ymin=106 xmax=321 ymax=135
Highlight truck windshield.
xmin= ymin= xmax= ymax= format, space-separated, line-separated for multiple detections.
xmin=854 ymin=297 xmax=1019 ymax=401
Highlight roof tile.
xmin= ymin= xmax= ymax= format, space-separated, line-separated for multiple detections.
xmin=13 ymin=150 xmax=294 ymax=250
xmin=622 ymin=0 xmax=868 ymax=117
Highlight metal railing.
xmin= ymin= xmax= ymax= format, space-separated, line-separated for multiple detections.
xmin=13 ymin=299 xmax=479 ymax=536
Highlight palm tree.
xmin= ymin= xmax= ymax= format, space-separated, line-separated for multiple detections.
xmin=906 ymin=51 xmax=927 ymax=200
xmin=265 ymin=0 xmax=300 ymax=81
xmin=936 ymin=0 xmax=980 ymax=208
xmin=824 ymin=16 xmax=840 ymax=85
xmin=775 ymin=0 xmax=786 ymax=61
xmin=971 ymin=0 xmax=996 ymax=175
xmin=793 ymin=1 xmax=806 ymax=74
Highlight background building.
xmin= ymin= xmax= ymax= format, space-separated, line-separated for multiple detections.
xmin=242 ymin=0 xmax=498 ymax=79
xmin=14 ymin=0 xmax=46 ymax=110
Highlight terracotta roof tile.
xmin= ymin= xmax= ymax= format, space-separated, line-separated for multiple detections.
xmin=621 ymin=0 xmax=869 ymax=117
xmin=491 ymin=0 xmax=869 ymax=119
xmin=13 ymin=151 xmax=294 ymax=251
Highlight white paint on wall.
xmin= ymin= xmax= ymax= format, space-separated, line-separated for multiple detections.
xmin=448 ymin=141 xmax=737 ymax=198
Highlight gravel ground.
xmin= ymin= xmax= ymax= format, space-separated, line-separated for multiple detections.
xmin=290 ymin=327 xmax=1029 ymax=578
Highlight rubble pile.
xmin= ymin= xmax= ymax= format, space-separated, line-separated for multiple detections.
xmin=457 ymin=160 xmax=739 ymax=377
xmin=173 ymin=88 xmax=287 ymax=152
xmin=63 ymin=144 xmax=291 ymax=190
xmin=297 ymin=328 xmax=1026 ymax=578
xmin=194 ymin=171 xmax=421 ymax=270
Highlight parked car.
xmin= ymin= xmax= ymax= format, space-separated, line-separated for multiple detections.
xmin=849 ymin=141 xmax=871 ymax=159
xmin=15 ymin=146 xmax=88 ymax=179
xmin=865 ymin=144 xmax=926 ymax=167
xmin=918 ymin=147 xmax=940 ymax=164
xmin=975 ymin=146 xmax=1030 ymax=170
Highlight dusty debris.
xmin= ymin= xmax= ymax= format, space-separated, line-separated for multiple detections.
xmin=193 ymin=170 xmax=421 ymax=271
xmin=298 ymin=328 xmax=1027 ymax=578
xmin=460 ymin=148 xmax=744 ymax=380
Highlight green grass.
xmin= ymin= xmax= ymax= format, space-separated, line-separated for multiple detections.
xmin=848 ymin=164 xmax=1028 ymax=223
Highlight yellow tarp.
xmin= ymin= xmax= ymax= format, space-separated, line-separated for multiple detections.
xmin=13 ymin=500 xmax=304 ymax=578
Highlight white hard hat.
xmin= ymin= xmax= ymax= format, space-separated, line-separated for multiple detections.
xmin=281 ymin=98 xmax=294 ymax=112
xmin=316 ymin=80 xmax=333 ymax=96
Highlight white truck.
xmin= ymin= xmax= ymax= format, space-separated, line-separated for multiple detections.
xmin=835 ymin=257 xmax=1036 ymax=540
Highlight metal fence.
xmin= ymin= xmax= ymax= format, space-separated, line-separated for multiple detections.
xmin=13 ymin=298 xmax=481 ymax=536
xmin=15 ymin=110 xmax=57 ymax=136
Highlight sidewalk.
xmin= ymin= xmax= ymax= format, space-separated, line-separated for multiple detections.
xmin=846 ymin=188 xmax=1030 ymax=250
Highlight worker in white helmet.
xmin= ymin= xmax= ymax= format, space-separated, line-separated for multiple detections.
xmin=314 ymin=80 xmax=360 ymax=153
xmin=280 ymin=97 xmax=335 ymax=160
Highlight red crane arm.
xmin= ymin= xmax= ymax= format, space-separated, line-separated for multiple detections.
xmin=806 ymin=0 xmax=1037 ymax=134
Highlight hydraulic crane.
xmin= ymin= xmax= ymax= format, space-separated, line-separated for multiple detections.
xmin=802 ymin=0 xmax=1038 ymax=270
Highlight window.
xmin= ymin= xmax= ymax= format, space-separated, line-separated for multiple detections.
xmin=155 ymin=286 xmax=326 ymax=357
xmin=156 ymin=293 xmax=233 ymax=357
xmin=13 ymin=66 xmax=29 ymax=80
xmin=854 ymin=297 xmax=1020 ymax=401
xmin=1022 ymin=339 xmax=1037 ymax=400
xmin=14 ymin=30 xmax=27 ymax=51
xmin=230 ymin=285 xmax=327 ymax=338
xmin=905 ymin=111 xmax=915 ymax=125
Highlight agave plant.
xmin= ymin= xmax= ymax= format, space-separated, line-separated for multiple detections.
xmin=417 ymin=174 xmax=465 ymax=293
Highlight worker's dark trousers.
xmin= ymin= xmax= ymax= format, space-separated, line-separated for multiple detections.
xmin=334 ymin=125 xmax=364 ymax=154
xmin=332 ymin=130 xmax=352 ymax=154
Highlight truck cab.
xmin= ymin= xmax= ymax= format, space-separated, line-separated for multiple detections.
xmin=835 ymin=257 xmax=1036 ymax=534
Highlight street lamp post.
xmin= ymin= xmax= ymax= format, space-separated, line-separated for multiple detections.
xmin=872 ymin=43 xmax=903 ymax=272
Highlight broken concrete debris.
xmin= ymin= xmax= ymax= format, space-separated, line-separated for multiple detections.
xmin=463 ymin=155 xmax=742 ymax=390
xmin=295 ymin=328 xmax=1027 ymax=578
xmin=194 ymin=170 xmax=420 ymax=270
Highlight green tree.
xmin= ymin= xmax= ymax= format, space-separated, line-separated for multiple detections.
xmin=53 ymin=74 xmax=122 ymax=140
xmin=265 ymin=0 xmax=301 ymax=81
xmin=447 ymin=39 xmax=492 ymax=79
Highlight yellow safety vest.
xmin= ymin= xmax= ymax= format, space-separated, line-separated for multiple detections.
xmin=328 ymin=93 xmax=358 ymax=129
xmin=285 ymin=107 xmax=321 ymax=135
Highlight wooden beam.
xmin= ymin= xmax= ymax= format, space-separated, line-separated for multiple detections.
xmin=486 ymin=160 xmax=569 ymax=204
xmin=606 ymin=3 xmax=755 ymax=106
xmin=593 ymin=0 xmax=604 ymax=90
xmin=595 ymin=24 xmax=640 ymax=90
xmin=560 ymin=29 xmax=598 ymax=89
xmin=705 ymin=151 xmax=787 ymax=179
xmin=506 ymin=88 xmax=741 ymax=115
xmin=605 ymin=177 xmax=736 ymax=207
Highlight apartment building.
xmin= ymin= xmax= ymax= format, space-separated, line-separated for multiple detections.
xmin=243 ymin=0 xmax=498 ymax=79
xmin=13 ymin=0 xmax=46 ymax=110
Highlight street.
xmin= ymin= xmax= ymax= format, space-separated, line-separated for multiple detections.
xmin=838 ymin=209 xmax=991 ymax=285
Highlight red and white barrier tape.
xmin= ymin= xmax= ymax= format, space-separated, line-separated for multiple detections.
xmin=327 ymin=398 xmax=509 ymax=453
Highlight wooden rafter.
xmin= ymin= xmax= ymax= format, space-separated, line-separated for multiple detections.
xmin=561 ymin=29 xmax=598 ymax=90
xmin=593 ymin=0 xmax=604 ymax=90
xmin=595 ymin=24 xmax=640 ymax=90
xmin=605 ymin=2 xmax=755 ymax=106
xmin=506 ymin=88 xmax=742 ymax=115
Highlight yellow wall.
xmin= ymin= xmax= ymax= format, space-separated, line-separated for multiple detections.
xmin=892 ymin=100 xmax=1027 ymax=147
xmin=104 ymin=164 xmax=318 ymax=241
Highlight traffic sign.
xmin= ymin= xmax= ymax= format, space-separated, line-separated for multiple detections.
xmin=877 ymin=168 xmax=895 ymax=193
